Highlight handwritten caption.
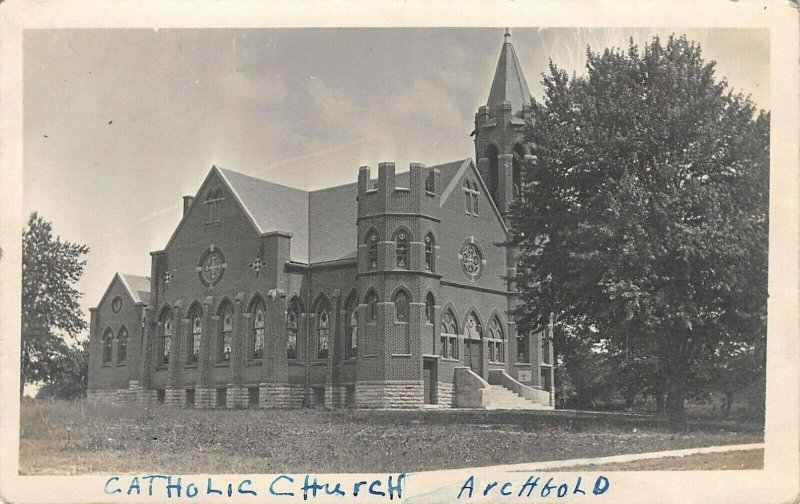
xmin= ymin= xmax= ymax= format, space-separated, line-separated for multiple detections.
xmin=103 ymin=473 xmax=610 ymax=500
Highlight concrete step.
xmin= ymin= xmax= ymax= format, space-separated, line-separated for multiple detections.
xmin=484 ymin=384 xmax=549 ymax=410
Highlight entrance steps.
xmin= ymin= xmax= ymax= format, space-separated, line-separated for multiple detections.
xmin=484 ymin=384 xmax=550 ymax=410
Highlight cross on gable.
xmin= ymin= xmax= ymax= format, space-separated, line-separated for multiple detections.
xmin=163 ymin=270 xmax=175 ymax=289
xmin=249 ymin=255 xmax=267 ymax=277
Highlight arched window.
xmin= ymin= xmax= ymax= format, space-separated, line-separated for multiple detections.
xmin=394 ymin=291 xmax=409 ymax=321
xmin=219 ymin=304 xmax=233 ymax=362
xmin=512 ymin=143 xmax=525 ymax=199
xmin=485 ymin=143 xmax=499 ymax=204
xmin=317 ymin=303 xmax=330 ymax=359
xmin=542 ymin=323 xmax=552 ymax=365
xmin=102 ymin=328 xmax=113 ymax=364
xmin=517 ymin=331 xmax=530 ymax=363
xmin=365 ymin=290 xmax=378 ymax=323
xmin=253 ymin=306 xmax=265 ymax=360
xmin=346 ymin=295 xmax=358 ymax=358
xmin=205 ymin=190 xmax=215 ymax=222
xmin=463 ymin=180 xmax=472 ymax=214
xmin=161 ymin=312 xmax=173 ymax=365
xmin=471 ymin=181 xmax=479 ymax=216
xmin=465 ymin=312 xmax=482 ymax=339
xmin=425 ymin=292 xmax=435 ymax=324
xmin=188 ymin=309 xmax=202 ymax=365
xmin=117 ymin=327 xmax=128 ymax=364
xmin=286 ymin=298 xmax=300 ymax=360
xmin=214 ymin=188 xmax=224 ymax=221
xmin=424 ymin=232 xmax=435 ymax=272
xmin=440 ymin=309 xmax=458 ymax=359
xmin=366 ymin=230 xmax=379 ymax=269
xmin=394 ymin=229 xmax=410 ymax=269
xmin=488 ymin=316 xmax=505 ymax=363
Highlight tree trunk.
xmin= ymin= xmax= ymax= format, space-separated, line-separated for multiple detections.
xmin=667 ymin=370 xmax=688 ymax=432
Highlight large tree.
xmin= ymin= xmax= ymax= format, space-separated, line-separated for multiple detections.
xmin=510 ymin=35 xmax=769 ymax=431
xmin=21 ymin=212 xmax=90 ymax=397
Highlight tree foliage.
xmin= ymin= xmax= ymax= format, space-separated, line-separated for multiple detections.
xmin=21 ymin=212 xmax=90 ymax=396
xmin=510 ymin=35 xmax=769 ymax=430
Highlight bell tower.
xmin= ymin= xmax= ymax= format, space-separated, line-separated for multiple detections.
xmin=473 ymin=29 xmax=532 ymax=217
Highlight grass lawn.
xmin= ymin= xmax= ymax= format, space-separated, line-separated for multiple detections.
xmin=19 ymin=400 xmax=763 ymax=475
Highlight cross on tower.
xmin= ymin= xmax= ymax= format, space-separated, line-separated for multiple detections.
xmin=249 ymin=255 xmax=267 ymax=277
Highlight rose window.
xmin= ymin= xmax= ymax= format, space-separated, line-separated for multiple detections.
xmin=459 ymin=241 xmax=484 ymax=280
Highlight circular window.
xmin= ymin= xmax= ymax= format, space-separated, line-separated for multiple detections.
xmin=459 ymin=240 xmax=484 ymax=281
xmin=197 ymin=247 xmax=227 ymax=287
xmin=111 ymin=296 xmax=123 ymax=313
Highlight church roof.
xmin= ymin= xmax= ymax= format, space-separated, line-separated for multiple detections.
xmin=119 ymin=273 xmax=151 ymax=304
xmin=486 ymin=31 xmax=532 ymax=115
xmin=213 ymin=160 xmax=468 ymax=265
xmin=216 ymin=167 xmax=310 ymax=263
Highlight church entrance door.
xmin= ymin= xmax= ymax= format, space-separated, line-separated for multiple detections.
xmin=464 ymin=338 xmax=482 ymax=375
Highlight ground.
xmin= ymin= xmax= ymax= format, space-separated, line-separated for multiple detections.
xmin=552 ymin=449 xmax=764 ymax=471
xmin=18 ymin=400 xmax=763 ymax=475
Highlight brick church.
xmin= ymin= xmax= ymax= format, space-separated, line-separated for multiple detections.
xmin=88 ymin=31 xmax=555 ymax=409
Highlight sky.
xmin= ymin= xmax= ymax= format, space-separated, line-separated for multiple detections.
xmin=22 ymin=27 xmax=770 ymax=332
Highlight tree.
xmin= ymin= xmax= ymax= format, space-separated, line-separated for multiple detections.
xmin=21 ymin=212 xmax=90 ymax=397
xmin=510 ymin=35 xmax=769 ymax=431
xmin=36 ymin=340 xmax=89 ymax=400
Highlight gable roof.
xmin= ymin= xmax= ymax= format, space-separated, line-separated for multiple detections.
xmin=487 ymin=32 xmax=532 ymax=115
xmin=165 ymin=160 xmax=480 ymax=266
xmin=216 ymin=167 xmax=310 ymax=263
xmin=96 ymin=272 xmax=151 ymax=309
xmin=119 ymin=273 xmax=151 ymax=304
xmin=439 ymin=158 xmax=508 ymax=233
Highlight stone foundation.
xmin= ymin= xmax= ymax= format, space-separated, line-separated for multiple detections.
xmin=436 ymin=382 xmax=454 ymax=408
xmin=164 ymin=386 xmax=187 ymax=407
xmin=226 ymin=386 xmax=248 ymax=409
xmin=195 ymin=388 xmax=216 ymax=409
xmin=356 ymin=381 xmax=424 ymax=409
xmin=259 ymin=383 xmax=291 ymax=408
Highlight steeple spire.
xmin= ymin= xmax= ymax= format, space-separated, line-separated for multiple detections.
xmin=486 ymin=28 xmax=531 ymax=115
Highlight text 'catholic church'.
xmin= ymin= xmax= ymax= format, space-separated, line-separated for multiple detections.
xmin=88 ymin=32 xmax=556 ymax=410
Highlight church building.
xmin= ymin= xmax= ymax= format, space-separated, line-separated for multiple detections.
xmin=87 ymin=32 xmax=555 ymax=409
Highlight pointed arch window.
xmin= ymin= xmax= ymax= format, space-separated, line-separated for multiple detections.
xmin=465 ymin=313 xmax=482 ymax=340
xmin=366 ymin=230 xmax=379 ymax=269
xmin=424 ymin=233 xmax=435 ymax=272
xmin=161 ymin=315 xmax=173 ymax=365
xmin=102 ymin=328 xmax=113 ymax=364
xmin=425 ymin=292 xmax=435 ymax=325
xmin=365 ymin=291 xmax=378 ymax=323
xmin=204 ymin=187 xmax=224 ymax=223
xmin=464 ymin=180 xmax=472 ymax=214
xmin=188 ymin=311 xmax=202 ymax=365
xmin=394 ymin=291 xmax=409 ymax=321
xmin=488 ymin=316 xmax=505 ymax=363
xmin=219 ymin=306 xmax=233 ymax=362
xmin=117 ymin=327 xmax=128 ymax=364
xmin=464 ymin=180 xmax=479 ymax=216
xmin=440 ymin=309 xmax=458 ymax=359
xmin=394 ymin=229 xmax=410 ymax=269
xmin=517 ymin=331 xmax=530 ymax=363
xmin=346 ymin=296 xmax=358 ymax=358
xmin=286 ymin=299 xmax=300 ymax=360
xmin=253 ymin=307 xmax=265 ymax=360
xmin=471 ymin=181 xmax=479 ymax=216
xmin=317 ymin=305 xmax=330 ymax=359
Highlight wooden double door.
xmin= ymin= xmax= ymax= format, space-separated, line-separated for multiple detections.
xmin=463 ymin=337 xmax=482 ymax=375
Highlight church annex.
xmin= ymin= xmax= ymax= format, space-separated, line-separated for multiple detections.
xmin=87 ymin=32 xmax=555 ymax=409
